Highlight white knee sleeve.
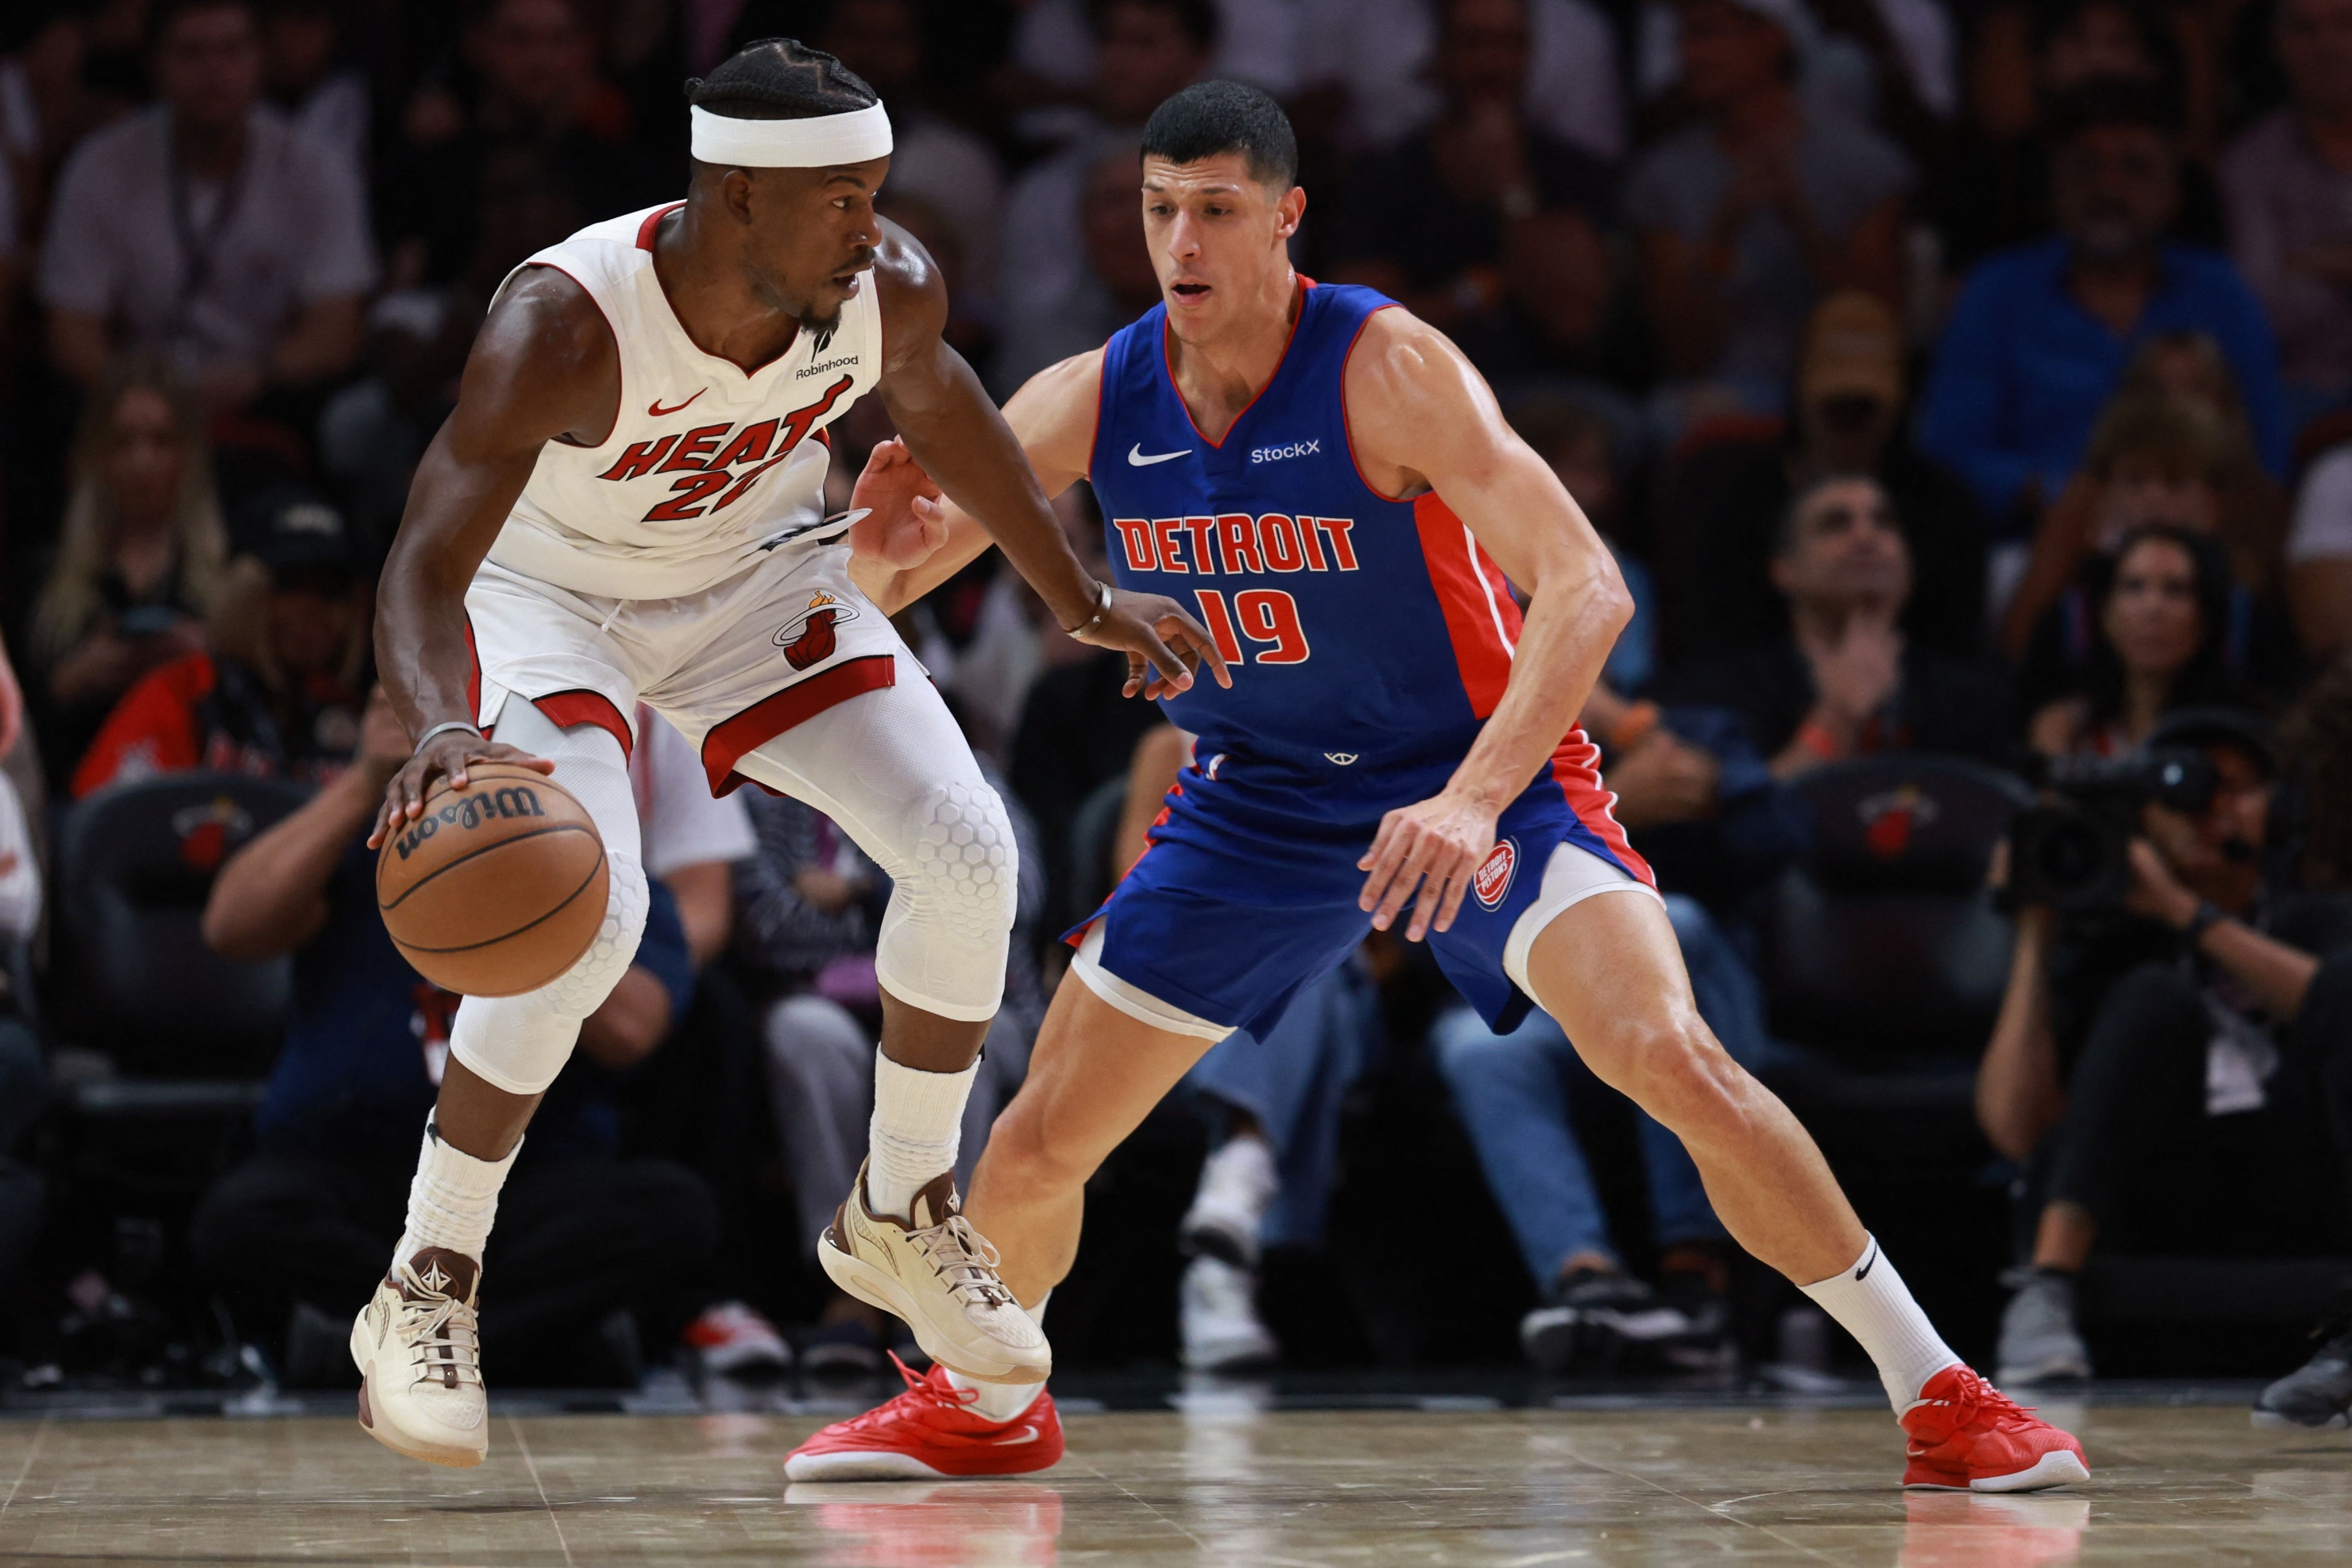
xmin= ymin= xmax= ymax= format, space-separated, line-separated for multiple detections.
xmin=731 ymin=671 xmax=1016 ymax=1024
xmin=875 ymin=776 xmax=1015 ymax=1022
xmin=445 ymin=697 xmax=648 ymax=1096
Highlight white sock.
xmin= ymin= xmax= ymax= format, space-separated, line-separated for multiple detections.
xmin=392 ymin=1119 xmax=520 ymax=1271
xmin=1798 ymin=1234 xmax=1962 ymax=1411
xmin=868 ymin=1050 xmax=980 ymax=1221
xmin=947 ymin=1292 xmax=1050 ymax=1422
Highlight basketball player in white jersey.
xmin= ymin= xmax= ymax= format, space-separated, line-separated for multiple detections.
xmin=350 ymin=38 xmax=1225 ymax=1468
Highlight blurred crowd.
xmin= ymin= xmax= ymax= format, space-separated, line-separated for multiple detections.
xmin=2 ymin=0 xmax=2351 ymax=1416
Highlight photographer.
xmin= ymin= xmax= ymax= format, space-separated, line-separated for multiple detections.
xmin=1977 ymin=706 xmax=2352 ymax=1391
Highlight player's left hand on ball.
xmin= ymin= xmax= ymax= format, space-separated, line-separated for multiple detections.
xmin=1077 ymin=589 xmax=1232 ymax=700
xmin=1358 ymin=791 xmax=1501 ymax=942
xmin=848 ymin=437 xmax=949 ymax=569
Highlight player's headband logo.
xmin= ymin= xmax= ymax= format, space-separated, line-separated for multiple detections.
xmin=689 ymin=103 xmax=892 ymax=168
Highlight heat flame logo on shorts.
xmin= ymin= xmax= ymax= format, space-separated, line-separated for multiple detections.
xmin=1473 ymin=837 xmax=1519 ymax=910
xmin=774 ymin=590 xmax=861 ymax=671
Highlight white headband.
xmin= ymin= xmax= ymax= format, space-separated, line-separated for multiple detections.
xmin=690 ymin=103 xmax=892 ymax=168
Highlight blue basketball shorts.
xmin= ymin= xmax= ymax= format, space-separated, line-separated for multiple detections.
xmin=1065 ymin=748 xmax=1660 ymax=1040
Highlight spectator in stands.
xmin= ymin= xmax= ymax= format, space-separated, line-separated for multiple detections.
xmin=1656 ymin=291 xmax=1987 ymax=663
xmin=2222 ymin=0 xmax=2352 ymax=428
xmin=72 ymin=485 xmax=366 ymax=797
xmin=2024 ymin=527 xmax=2249 ymax=757
xmin=1625 ymin=0 xmax=1910 ymax=424
xmin=2254 ymin=657 xmax=2352 ymax=1426
xmin=1658 ymin=474 xmax=2013 ymax=778
xmin=1323 ymin=0 xmax=1615 ymax=380
xmin=2000 ymin=336 xmax=2290 ymax=657
xmin=991 ymin=137 xmax=1163 ymax=396
xmin=191 ymin=686 xmax=717 ymax=1386
xmin=1008 ymin=0 xmax=1294 ymax=107
xmin=2011 ymin=396 xmax=2302 ymax=717
xmin=818 ymin=0 xmax=1004 ymax=321
xmin=2288 ymin=440 xmax=2352 ymax=657
xmin=1942 ymin=0 xmax=2205 ymax=271
xmin=1291 ymin=0 xmax=1624 ymax=163
xmin=1435 ymin=979 xmax=1737 ymax=1376
xmin=38 ymin=0 xmax=372 ymax=416
xmin=1977 ymin=706 xmax=2352 ymax=1388
xmin=259 ymin=0 xmax=365 ymax=189
xmin=27 ymin=358 xmax=229 ymax=794
xmin=1917 ymin=80 xmax=2289 ymax=539
xmin=378 ymin=0 xmax=661 ymax=291
xmin=997 ymin=0 xmax=1212 ymax=357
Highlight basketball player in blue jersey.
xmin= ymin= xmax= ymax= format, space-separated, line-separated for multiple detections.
xmin=789 ymin=83 xmax=2087 ymax=1493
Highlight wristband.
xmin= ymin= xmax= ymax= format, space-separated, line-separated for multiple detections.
xmin=1062 ymin=579 xmax=1113 ymax=639
xmin=1797 ymin=719 xmax=1845 ymax=760
xmin=2182 ymin=899 xmax=2228 ymax=946
xmin=414 ymin=720 xmax=482 ymax=753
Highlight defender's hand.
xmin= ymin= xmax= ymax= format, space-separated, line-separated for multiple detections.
xmin=848 ymin=437 xmax=950 ymax=570
xmin=1357 ymin=788 xmax=1501 ymax=942
xmin=1075 ymin=589 xmax=1234 ymax=701
xmin=368 ymin=727 xmax=554 ymax=849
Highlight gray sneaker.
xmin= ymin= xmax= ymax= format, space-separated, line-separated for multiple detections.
xmin=1995 ymin=1267 xmax=2092 ymax=1386
xmin=2253 ymin=1323 xmax=2352 ymax=1429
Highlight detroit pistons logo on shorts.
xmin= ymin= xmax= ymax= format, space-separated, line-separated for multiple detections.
xmin=774 ymin=590 xmax=862 ymax=671
xmin=1473 ymin=837 xmax=1519 ymax=910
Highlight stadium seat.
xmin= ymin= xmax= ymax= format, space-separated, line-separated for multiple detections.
xmin=1753 ymin=756 xmax=2032 ymax=1348
xmin=49 ymin=771 xmax=312 ymax=1092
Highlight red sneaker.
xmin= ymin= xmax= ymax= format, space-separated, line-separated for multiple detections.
xmin=784 ymin=1355 xmax=1063 ymax=1482
xmin=1900 ymin=1365 xmax=2089 ymax=1492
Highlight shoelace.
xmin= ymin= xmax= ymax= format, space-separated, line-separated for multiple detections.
xmin=841 ymin=1352 xmax=976 ymax=1432
xmin=1923 ymin=1367 xmax=2041 ymax=1435
xmin=394 ymin=1261 xmax=484 ymax=1391
xmin=906 ymin=1213 xmax=1018 ymax=1311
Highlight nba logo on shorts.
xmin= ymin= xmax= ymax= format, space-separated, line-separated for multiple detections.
xmin=1473 ymin=837 xmax=1519 ymax=909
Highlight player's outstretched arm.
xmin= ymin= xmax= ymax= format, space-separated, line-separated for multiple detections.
xmin=848 ymin=349 xmax=1098 ymax=609
xmin=1347 ymin=308 xmax=1633 ymax=940
xmin=368 ymin=268 xmax=618 ymax=846
xmin=869 ymin=226 xmax=1229 ymax=699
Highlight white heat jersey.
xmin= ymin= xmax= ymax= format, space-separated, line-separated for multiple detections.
xmin=487 ymin=201 xmax=882 ymax=600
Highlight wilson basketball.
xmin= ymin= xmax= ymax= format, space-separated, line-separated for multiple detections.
xmin=375 ymin=763 xmax=608 ymax=996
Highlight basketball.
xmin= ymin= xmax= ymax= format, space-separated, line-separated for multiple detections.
xmin=374 ymin=763 xmax=608 ymax=996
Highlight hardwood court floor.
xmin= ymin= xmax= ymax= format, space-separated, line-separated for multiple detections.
xmin=0 ymin=1396 xmax=2343 ymax=1564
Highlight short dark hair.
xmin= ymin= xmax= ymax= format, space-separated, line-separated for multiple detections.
xmin=686 ymin=36 xmax=879 ymax=122
xmin=1089 ymin=0 xmax=1218 ymax=50
xmin=1140 ymin=81 xmax=1299 ymax=190
xmin=2041 ymin=76 xmax=2180 ymax=150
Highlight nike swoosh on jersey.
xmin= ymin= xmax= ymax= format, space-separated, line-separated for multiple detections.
xmin=648 ymin=389 xmax=706 ymax=416
xmin=1128 ymin=443 xmax=1191 ymax=466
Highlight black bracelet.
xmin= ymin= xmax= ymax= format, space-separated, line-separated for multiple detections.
xmin=2183 ymin=899 xmax=2228 ymax=946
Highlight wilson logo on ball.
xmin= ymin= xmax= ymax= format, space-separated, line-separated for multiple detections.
xmin=394 ymin=786 xmax=550 ymax=859
xmin=1473 ymin=838 xmax=1519 ymax=909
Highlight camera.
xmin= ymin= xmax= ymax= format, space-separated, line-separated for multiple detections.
xmin=2006 ymin=746 xmax=2218 ymax=913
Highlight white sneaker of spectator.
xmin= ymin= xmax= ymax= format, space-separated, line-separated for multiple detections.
xmin=1181 ymin=1255 xmax=1277 ymax=1373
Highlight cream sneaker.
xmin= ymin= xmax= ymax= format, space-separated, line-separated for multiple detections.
xmin=818 ymin=1161 xmax=1051 ymax=1385
xmin=350 ymin=1246 xmax=489 ymax=1468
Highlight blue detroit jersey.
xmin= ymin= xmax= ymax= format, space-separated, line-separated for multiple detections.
xmin=1074 ymin=281 xmax=1654 ymax=1037
xmin=1090 ymin=281 xmax=1539 ymax=806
